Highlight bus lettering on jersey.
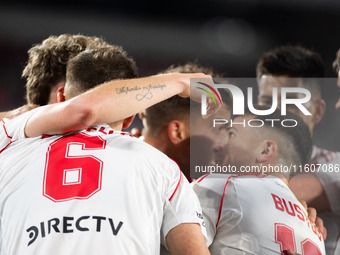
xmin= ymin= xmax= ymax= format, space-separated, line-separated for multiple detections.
xmin=271 ymin=193 xmax=322 ymax=241
xmin=26 ymin=215 xmax=124 ymax=246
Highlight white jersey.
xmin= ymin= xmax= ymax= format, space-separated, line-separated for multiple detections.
xmin=0 ymin=114 xmax=206 ymax=255
xmin=0 ymin=106 xmax=42 ymax=152
xmin=193 ymin=173 xmax=325 ymax=255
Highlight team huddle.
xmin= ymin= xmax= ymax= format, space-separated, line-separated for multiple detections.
xmin=0 ymin=34 xmax=339 ymax=255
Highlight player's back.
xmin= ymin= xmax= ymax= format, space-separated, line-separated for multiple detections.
xmin=193 ymin=174 xmax=325 ymax=255
xmin=0 ymin=124 xmax=181 ymax=255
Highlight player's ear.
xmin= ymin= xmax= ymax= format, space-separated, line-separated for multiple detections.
xmin=56 ymin=86 xmax=65 ymax=103
xmin=312 ymin=99 xmax=326 ymax=124
xmin=122 ymin=115 xmax=136 ymax=129
xmin=256 ymin=140 xmax=277 ymax=162
xmin=167 ymin=120 xmax=189 ymax=145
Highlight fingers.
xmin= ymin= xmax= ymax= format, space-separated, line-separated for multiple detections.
xmin=307 ymin=207 xmax=317 ymax=224
xmin=315 ymin=216 xmax=327 ymax=240
xmin=305 ymin=206 xmax=327 ymax=240
xmin=299 ymin=199 xmax=307 ymax=210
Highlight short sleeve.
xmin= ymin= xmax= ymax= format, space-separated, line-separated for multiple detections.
xmin=208 ymin=179 xmax=244 ymax=255
xmin=161 ymin=160 xmax=206 ymax=249
xmin=193 ymin=174 xmax=243 ymax=254
xmin=0 ymin=107 xmax=43 ymax=152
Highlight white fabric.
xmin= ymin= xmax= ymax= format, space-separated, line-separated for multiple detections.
xmin=0 ymin=107 xmax=43 ymax=152
xmin=0 ymin=123 xmax=205 ymax=255
xmin=193 ymin=173 xmax=326 ymax=255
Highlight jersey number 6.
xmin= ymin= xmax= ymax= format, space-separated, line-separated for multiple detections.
xmin=43 ymin=133 xmax=106 ymax=202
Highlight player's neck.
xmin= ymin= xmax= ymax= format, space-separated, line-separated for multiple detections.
xmin=143 ymin=133 xmax=168 ymax=153
xmin=108 ymin=122 xmax=123 ymax=131
xmin=269 ymin=172 xmax=289 ymax=186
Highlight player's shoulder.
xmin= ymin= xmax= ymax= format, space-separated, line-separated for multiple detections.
xmin=193 ymin=173 xmax=269 ymax=186
xmin=192 ymin=173 xmax=236 ymax=196
xmin=193 ymin=173 xmax=278 ymax=195
xmin=115 ymin=131 xmax=169 ymax=158
xmin=224 ymin=174 xmax=288 ymax=192
xmin=90 ymin=125 xmax=175 ymax=165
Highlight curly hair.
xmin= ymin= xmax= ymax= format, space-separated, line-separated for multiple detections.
xmin=22 ymin=34 xmax=111 ymax=105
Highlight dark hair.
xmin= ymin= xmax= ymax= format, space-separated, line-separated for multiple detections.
xmin=144 ymin=95 xmax=190 ymax=135
xmin=23 ymin=34 xmax=111 ymax=105
xmin=244 ymin=105 xmax=313 ymax=170
xmin=257 ymin=45 xmax=325 ymax=78
xmin=66 ymin=46 xmax=137 ymax=98
xmin=161 ymin=61 xmax=220 ymax=77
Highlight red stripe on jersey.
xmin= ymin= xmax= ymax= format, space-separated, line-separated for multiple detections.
xmin=216 ymin=174 xmax=267 ymax=228
xmin=216 ymin=175 xmax=232 ymax=229
xmin=0 ymin=120 xmax=14 ymax=154
xmin=0 ymin=140 xmax=14 ymax=154
xmin=322 ymin=150 xmax=328 ymax=163
xmin=169 ymin=159 xmax=182 ymax=202
xmin=194 ymin=173 xmax=211 ymax=184
xmin=1 ymin=119 xmax=13 ymax=139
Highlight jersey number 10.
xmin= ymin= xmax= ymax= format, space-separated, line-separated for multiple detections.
xmin=275 ymin=223 xmax=322 ymax=254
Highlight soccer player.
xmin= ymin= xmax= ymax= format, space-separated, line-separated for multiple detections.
xmin=0 ymin=34 xmax=111 ymax=120
xmin=0 ymin=47 xmax=212 ymax=254
xmin=192 ymin=108 xmax=326 ymax=254
xmin=257 ymin=45 xmax=340 ymax=254
xmin=140 ymin=62 xmax=232 ymax=180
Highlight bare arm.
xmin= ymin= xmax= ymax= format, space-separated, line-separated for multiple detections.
xmin=166 ymin=223 xmax=210 ymax=255
xmin=289 ymin=173 xmax=330 ymax=212
xmin=25 ymin=73 xmax=217 ymax=137
xmin=0 ymin=111 xmax=9 ymax=120
xmin=0 ymin=105 xmax=38 ymax=121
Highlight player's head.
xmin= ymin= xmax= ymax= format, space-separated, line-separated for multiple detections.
xmin=256 ymin=45 xmax=326 ymax=134
xmin=141 ymin=62 xmax=230 ymax=178
xmin=223 ymin=106 xmax=312 ymax=179
xmin=23 ymin=34 xmax=111 ymax=106
xmin=64 ymin=46 xmax=137 ymax=99
xmin=63 ymin=46 xmax=138 ymax=129
xmin=332 ymin=48 xmax=340 ymax=109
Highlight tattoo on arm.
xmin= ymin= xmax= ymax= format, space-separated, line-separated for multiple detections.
xmin=136 ymin=92 xmax=153 ymax=101
xmin=115 ymin=83 xmax=167 ymax=101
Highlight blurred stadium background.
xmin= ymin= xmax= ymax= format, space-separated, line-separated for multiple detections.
xmin=0 ymin=0 xmax=339 ymax=150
